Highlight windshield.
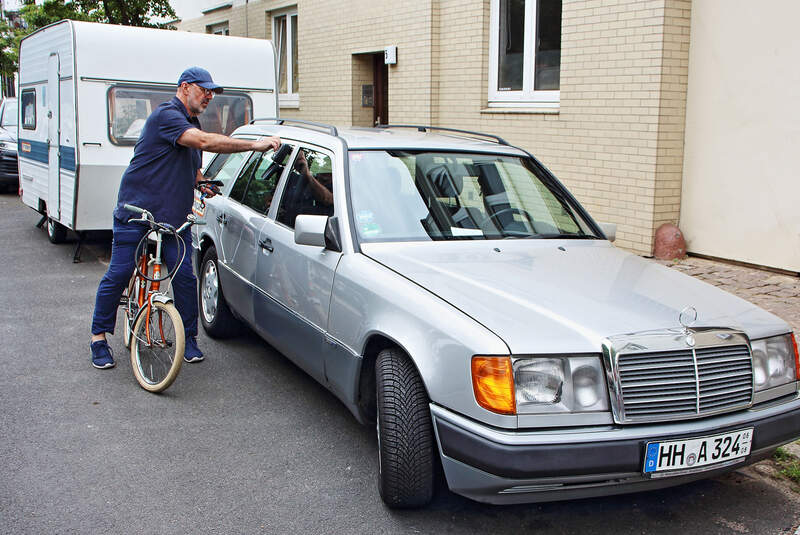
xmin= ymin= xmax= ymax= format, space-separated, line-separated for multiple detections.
xmin=1 ymin=101 xmax=17 ymax=128
xmin=348 ymin=150 xmax=599 ymax=242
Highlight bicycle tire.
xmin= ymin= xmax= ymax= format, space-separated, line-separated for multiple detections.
xmin=130 ymin=301 xmax=185 ymax=393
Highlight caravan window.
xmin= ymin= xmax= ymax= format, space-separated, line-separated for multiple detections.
xmin=21 ymin=90 xmax=35 ymax=130
xmin=108 ymin=86 xmax=254 ymax=145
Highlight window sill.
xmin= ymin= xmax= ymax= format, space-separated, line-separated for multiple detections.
xmin=481 ymin=106 xmax=559 ymax=115
xmin=279 ymin=94 xmax=300 ymax=109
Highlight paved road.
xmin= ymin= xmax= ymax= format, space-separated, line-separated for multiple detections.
xmin=1 ymin=192 xmax=799 ymax=534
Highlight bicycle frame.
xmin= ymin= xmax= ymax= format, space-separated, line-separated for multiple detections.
xmin=128 ymin=213 xmax=202 ymax=345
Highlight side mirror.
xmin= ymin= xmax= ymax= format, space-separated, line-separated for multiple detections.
xmin=294 ymin=215 xmax=328 ymax=247
xmin=598 ymin=222 xmax=617 ymax=243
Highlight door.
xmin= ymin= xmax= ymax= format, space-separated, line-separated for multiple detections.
xmin=372 ymin=53 xmax=388 ymax=126
xmin=256 ymin=146 xmax=339 ymax=382
xmin=46 ymin=53 xmax=60 ymax=219
xmin=217 ymin=146 xmax=292 ymax=324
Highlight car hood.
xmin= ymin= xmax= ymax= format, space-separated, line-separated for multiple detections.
xmin=361 ymin=240 xmax=788 ymax=354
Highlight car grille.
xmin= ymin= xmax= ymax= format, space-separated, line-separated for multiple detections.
xmin=0 ymin=154 xmax=18 ymax=174
xmin=616 ymin=344 xmax=753 ymax=422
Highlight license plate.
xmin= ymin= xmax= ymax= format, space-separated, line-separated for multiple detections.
xmin=643 ymin=428 xmax=753 ymax=475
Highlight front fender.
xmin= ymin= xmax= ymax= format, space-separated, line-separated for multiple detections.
xmin=329 ymin=254 xmax=516 ymax=429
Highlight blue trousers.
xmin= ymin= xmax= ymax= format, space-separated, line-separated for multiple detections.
xmin=91 ymin=218 xmax=198 ymax=337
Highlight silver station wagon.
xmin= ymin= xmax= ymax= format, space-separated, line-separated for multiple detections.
xmin=192 ymin=120 xmax=800 ymax=508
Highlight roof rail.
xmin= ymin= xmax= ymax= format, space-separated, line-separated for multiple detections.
xmin=249 ymin=117 xmax=338 ymax=137
xmin=376 ymin=124 xmax=509 ymax=146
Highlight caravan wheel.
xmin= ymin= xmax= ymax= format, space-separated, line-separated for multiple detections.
xmin=47 ymin=218 xmax=67 ymax=244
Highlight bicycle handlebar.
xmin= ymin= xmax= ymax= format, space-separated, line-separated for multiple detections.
xmin=124 ymin=203 xmax=152 ymax=219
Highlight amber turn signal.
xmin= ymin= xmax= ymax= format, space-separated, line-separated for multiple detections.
xmin=792 ymin=334 xmax=800 ymax=380
xmin=471 ymin=356 xmax=516 ymax=415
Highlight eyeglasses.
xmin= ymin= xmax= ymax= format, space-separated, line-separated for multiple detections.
xmin=191 ymin=84 xmax=214 ymax=97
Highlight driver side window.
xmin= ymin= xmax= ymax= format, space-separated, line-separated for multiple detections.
xmin=276 ymin=148 xmax=334 ymax=228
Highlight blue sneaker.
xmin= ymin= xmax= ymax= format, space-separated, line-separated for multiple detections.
xmin=90 ymin=340 xmax=115 ymax=369
xmin=184 ymin=336 xmax=204 ymax=363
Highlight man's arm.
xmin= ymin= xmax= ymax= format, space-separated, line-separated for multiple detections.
xmin=295 ymin=153 xmax=333 ymax=206
xmin=178 ymin=128 xmax=280 ymax=153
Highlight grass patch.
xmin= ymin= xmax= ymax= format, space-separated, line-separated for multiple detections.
xmin=773 ymin=447 xmax=800 ymax=485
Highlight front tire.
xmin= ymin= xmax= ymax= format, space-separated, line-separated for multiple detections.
xmin=376 ymin=348 xmax=436 ymax=508
xmin=130 ymin=301 xmax=184 ymax=393
xmin=47 ymin=218 xmax=67 ymax=243
xmin=199 ymin=245 xmax=240 ymax=338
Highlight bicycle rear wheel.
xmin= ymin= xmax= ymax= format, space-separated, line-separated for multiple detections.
xmin=130 ymin=301 xmax=184 ymax=393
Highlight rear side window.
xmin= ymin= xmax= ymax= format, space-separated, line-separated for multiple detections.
xmin=203 ymin=151 xmax=249 ymax=190
xmin=107 ymin=86 xmax=253 ymax=145
xmin=228 ymin=144 xmax=294 ymax=213
xmin=21 ymin=90 xmax=35 ymax=130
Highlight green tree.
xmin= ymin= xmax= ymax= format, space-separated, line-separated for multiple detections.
xmin=0 ymin=0 xmax=177 ymax=79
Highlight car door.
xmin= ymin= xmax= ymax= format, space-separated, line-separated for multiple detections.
xmin=215 ymin=146 xmax=292 ymax=324
xmin=254 ymin=146 xmax=340 ymax=383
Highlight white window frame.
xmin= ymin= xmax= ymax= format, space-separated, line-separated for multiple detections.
xmin=207 ymin=21 xmax=230 ymax=36
xmin=488 ymin=0 xmax=559 ymax=108
xmin=273 ymin=8 xmax=299 ymax=108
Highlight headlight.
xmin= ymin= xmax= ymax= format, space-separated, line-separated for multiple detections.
xmin=751 ymin=334 xmax=799 ymax=391
xmin=471 ymin=355 xmax=610 ymax=415
xmin=0 ymin=141 xmax=16 ymax=153
xmin=514 ymin=356 xmax=609 ymax=413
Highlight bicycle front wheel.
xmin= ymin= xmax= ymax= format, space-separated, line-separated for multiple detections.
xmin=130 ymin=301 xmax=185 ymax=393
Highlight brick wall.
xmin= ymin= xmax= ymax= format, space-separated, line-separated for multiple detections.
xmin=177 ymin=0 xmax=692 ymax=255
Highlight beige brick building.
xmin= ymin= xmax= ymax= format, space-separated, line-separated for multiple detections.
xmin=173 ymin=0 xmax=800 ymax=271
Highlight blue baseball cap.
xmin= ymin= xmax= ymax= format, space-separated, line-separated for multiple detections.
xmin=177 ymin=67 xmax=223 ymax=94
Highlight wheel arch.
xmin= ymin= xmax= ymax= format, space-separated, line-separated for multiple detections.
xmin=356 ymin=332 xmax=426 ymax=425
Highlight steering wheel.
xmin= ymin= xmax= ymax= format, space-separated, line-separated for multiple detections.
xmin=481 ymin=207 xmax=536 ymax=230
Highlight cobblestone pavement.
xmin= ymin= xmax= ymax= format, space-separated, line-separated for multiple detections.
xmin=657 ymin=256 xmax=800 ymax=335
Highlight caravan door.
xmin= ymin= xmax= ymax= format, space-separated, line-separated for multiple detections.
xmin=47 ymin=53 xmax=60 ymax=219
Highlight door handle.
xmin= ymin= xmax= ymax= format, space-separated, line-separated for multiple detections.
xmin=258 ymin=238 xmax=274 ymax=252
xmin=216 ymin=214 xmax=227 ymax=225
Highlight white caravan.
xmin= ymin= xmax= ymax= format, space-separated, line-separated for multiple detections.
xmin=18 ymin=20 xmax=278 ymax=246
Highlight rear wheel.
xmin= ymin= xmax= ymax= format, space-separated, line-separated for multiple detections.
xmin=376 ymin=348 xmax=436 ymax=508
xmin=130 ymin=301 xmax=184 ymax=393
xmin=46 ymin=218 xmax=67 ymax=243
xmin=199 ymin=245 xmax=240 ymax=338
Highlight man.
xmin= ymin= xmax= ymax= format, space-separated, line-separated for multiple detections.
xmin=89 ymin=67 xmax=280 ymax=369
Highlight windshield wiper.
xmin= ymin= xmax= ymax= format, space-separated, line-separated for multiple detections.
xmin=535 ymin=233 xmax=601 ymax=240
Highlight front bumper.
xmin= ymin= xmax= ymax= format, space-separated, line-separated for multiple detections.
xmin=0 ymin=151 xmax=18 ymax=185
xmin=431 ymin=392 xmax=800 ymax=504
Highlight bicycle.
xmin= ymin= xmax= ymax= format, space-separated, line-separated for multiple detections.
xmin=119 ymin=181 xmax=219 ymax=392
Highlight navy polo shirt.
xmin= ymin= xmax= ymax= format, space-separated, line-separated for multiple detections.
xmin=113 ymin=96 xmax=202 ymax=228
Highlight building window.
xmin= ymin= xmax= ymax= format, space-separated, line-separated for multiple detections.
xmin=207 ymin=21 xmax=229 ymax=35
xmin=489 ymin=0 xmax=561 ymax=108
xmin=273 ymin=8 xmax=299 ymax=107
